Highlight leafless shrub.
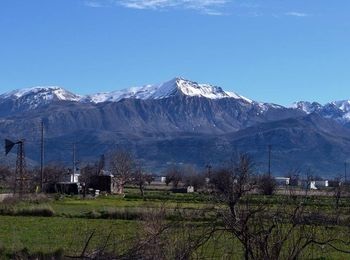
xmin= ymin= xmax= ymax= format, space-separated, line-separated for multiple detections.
xmin=211 ymin=154 xmax=350 ymax=259
xmin=0 ymin=165 xmax=13 ymax=190
xmin=257 ymin=174 xmax=276 ymax=195
xmin=165 ymin=165 xmax=183 ymax=188
xmin=182 ymin=165 xmax=206 ymax=191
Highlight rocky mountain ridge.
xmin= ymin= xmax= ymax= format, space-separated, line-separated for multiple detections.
xmin=1 ymin=77 xmax=349 ymax=176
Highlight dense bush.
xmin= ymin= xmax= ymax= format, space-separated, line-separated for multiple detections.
xmin=0 ymin=204 xmax=54 ymax=217
xmin=15 ymin=205 xmax=55 ymax=217
xmin=0 ymin=194 xmax=54 ymax=217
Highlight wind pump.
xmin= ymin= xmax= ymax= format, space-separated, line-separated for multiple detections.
xmin=5 ymin=139 xmax=28 ymax=195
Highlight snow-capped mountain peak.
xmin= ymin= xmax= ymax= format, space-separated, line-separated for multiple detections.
xmin=332 ymin=100 xmax=350 ymax=113
xmin=291 ymin=101 xmax=323 ymax=114
xmin=1 ymin=78 xmax=252 ymax=106
xmin=86 ymin=77 xmax=252 ymax=103
xmin=0 ymin=86 xmax=82 ymax=110
xmin=1 ymin=86 xmax=81 ymax=101
xmin=174 ymin=77 xmax=227 ymax=98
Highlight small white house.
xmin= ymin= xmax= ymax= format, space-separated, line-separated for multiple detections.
xmin=307 ymin=180 xmax=329 ymax=190
xmin=63 ymin=170 xmax=80 ymax=183
xmin=314 ymin=180 xmax=329 ymax=188
xmin=275 ymin=177 xmax=290 ymax=186
xmin=310 ymin=181 xmax=318 ymax=190
xmin=160 ymin=177 xmax=167 ymax=183
xmin=70 ymin=173 xmax=80 ymax=183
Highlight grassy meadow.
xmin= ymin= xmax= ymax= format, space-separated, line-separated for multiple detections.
xmin=0 ymin=184 xmax=349 ymax=259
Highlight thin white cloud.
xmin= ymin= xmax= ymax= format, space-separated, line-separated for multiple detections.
xmin=285 ymin=12 xmax=309 ymax=17
xmin=83 ymin=1 xmax=312 ymax=18
xmin=117 ymin=0 xmax=230 ymax=15
xmin=84 ymin=1 xmax=105 ymax=7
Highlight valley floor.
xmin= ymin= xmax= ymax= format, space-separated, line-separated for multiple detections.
xmin=0 ymin=185 xmax=349 ymax=259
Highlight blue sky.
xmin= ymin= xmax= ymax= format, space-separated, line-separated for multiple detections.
xmin=0 ymin=0 xmax=350 ymax=105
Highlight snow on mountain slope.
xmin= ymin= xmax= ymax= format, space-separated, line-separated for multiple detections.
xmin=329 ymin=100 xmax=350 ymax=121
xmin=85 ymin=78 xmax=252 ymax=103
xmin=333 ymin=100 xmax=350 ymax=113
xmin=1 ymin=86 xmax=81 ymax=101
xmin=292 ymin=100 xmax=350 ymax=123
xmin=0 ymin=78 xmax=253 ymax=106
xmin=291 ymin=101 xmax=323 ymax=114
xmin=0 ymin=86 xmax=82 ymax=110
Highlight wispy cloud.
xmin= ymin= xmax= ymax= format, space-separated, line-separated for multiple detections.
xmin=285 ymin=11 xmax=310 ymax=17
xmin=84 ymin=1 xmax=105 ymax=8
xmin=119 ymin=0 xmax=230 ymax=15
xmin=83 ymin=1 xmax=312 ymax=18
xmin=84 ymin=0 xmax=230 ymax=15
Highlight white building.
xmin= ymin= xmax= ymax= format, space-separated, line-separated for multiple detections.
xmin=69 ymin=173 xmax=80 ymax=183
xmin=187 ymin=186 xmax=195 ymax=193
xmin=314 ymin=180 xmax=329 ymax=188
xmin=275 ymin=177 xmax=290 ymax=186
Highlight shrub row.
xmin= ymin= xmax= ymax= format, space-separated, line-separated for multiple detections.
xmin=0 ymin=204 xmax=55 ymax=217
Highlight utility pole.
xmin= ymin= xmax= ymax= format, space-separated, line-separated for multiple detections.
xmin=268 ymin=145 xmax=272 ymax=176
xmin=73 ymin=143 xmax=76 ymax=176
xmin=345 ymin=162 xmax=347 ymax=183
xmin=40 ymin=120 xmax=44 ymax=192
xmin=206 ymin=164 xmax=212 ymax=179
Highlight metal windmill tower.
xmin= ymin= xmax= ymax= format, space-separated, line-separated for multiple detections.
xmin=5 ymin=139 xmax=28 ymax=196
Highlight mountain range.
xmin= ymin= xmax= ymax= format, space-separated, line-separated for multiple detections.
xmin=1 ymin=77 xmax=350 ymax=177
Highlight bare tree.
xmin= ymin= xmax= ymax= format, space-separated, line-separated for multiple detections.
xmin=117 ymin=206 xmax=217 ymax=260
xmin=43 ymin=164 xmax=65 ymax=184
xmin=212 ymin=154 xmax=350 ymax=260
xmin=211 ymin=154 xmax=256 ymax=220
xmin=331 ymin=174 xmax=344 ymax=225
xmin=0 ymin=165 xmax=12 ymax=191
xmin=132 ymin=166 xmax=149 ymax=200
xmin=183 ymin=165 xmax=205 ymax=191
xmin=304 ymin=167 xmax=314 ymax=196
xmin=145 ymin=174 xmax=154 ymax=185
xmin=109 ymin=150 xmax=134 ymax=194
xmin=258 ymin=173 xmax=276 ymax=195
xmin=284 ymin=169 xmax=301 ymax=199
xmin=165 ymin=165 xmax=183 ymax=188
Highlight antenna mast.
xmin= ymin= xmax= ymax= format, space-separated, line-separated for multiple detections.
xmin=5 ymin=139 xmax=28 ymax=196
xmin=16 ymin=140 xmax=27 ymax=196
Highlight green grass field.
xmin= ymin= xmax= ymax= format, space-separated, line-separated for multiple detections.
xmin=0 ymin=186 xmax=349 ymax=259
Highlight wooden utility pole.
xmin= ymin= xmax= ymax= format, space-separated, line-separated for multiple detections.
xmin=206 ymin=164 xmax=212 ymax=179
xmin=268 ymin=145 xmax=272 ymax=176
xmin=40 ymin=120 xmax=44 ymax=191
xmin=345 ymin=162 xmax=347 ymax=183
xmin=73 ymin=143 xmax=76 ymax=175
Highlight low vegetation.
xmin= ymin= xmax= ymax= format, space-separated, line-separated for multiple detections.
xmin=0 ymin=154 xmax=350 ymax=259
